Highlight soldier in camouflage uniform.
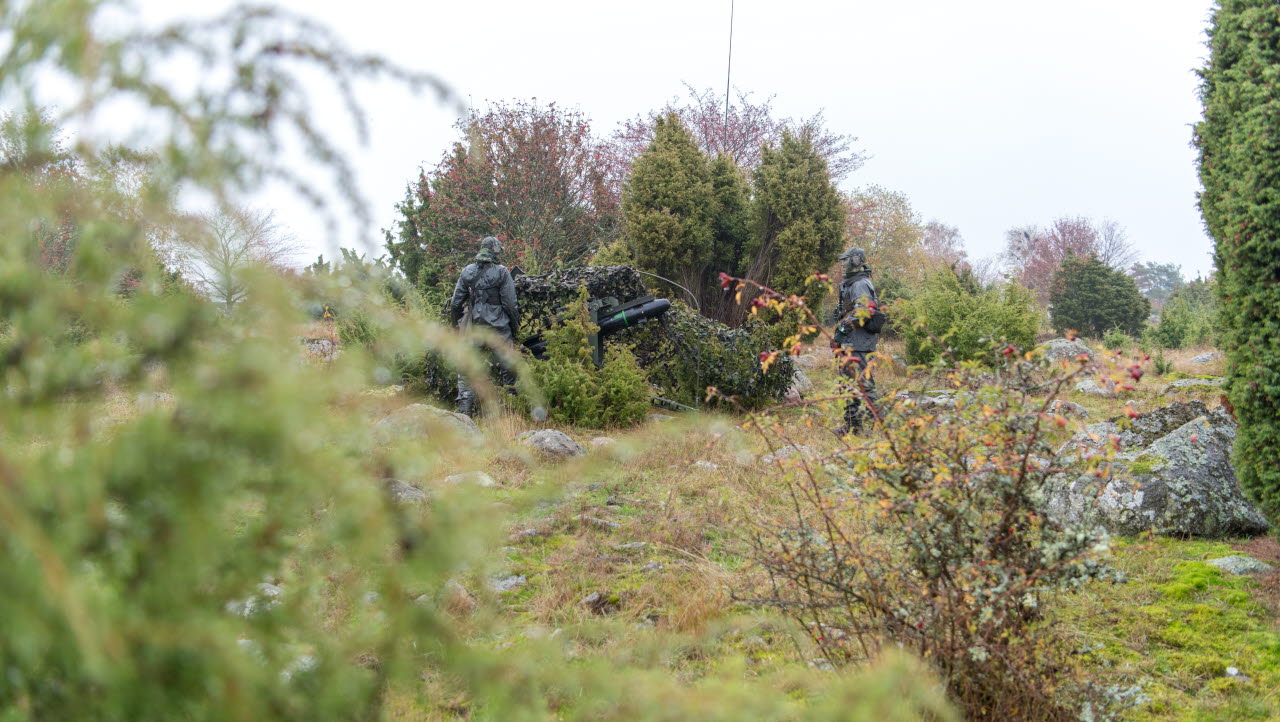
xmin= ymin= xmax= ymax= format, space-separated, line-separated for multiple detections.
xmin=831 ymin=247 xmax=883 ymax=436
xmin=450 ymin=236 xmax=519 ymax=416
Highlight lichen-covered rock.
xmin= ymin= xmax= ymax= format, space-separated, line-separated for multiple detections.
xmin=382 ymin=478 xmax=429 ymax=505
xmin=1045 ymin=405 xmax=1269 ymax=538
xmin=1073 ymin=379 xmax=1113 ymax=397
xmin=793 ymin=354 xmax=821 ymax=371
xmin=1038 ymin=337 xmax=1094 ymax=364
xmin=489 ymin=574 xmax=527 ymax=593
xmin=518 ymin=429 xmax=584 ymax=459
xmin=588 ymin=436 xmax=616 ymax=448
xmin=1058 ymin=401 xmax=1211 ymax=462
xmin=375 ymin=404 xmax=481 ymax=442
xmin=786 ymin=368 xmax=814 ymax=400
xmin=1050 ymin=400 xmax=1090 ymax=418
xmin=1163 ymin=378 xmax=1224 ymax=394
xmin=1189 ymin=351 xmax=1223 ymax=364
xmin=1208 ymin=555 xmax=1274 ymax=575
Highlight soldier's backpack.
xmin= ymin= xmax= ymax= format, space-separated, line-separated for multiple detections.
xmin=839 ymin=278 xmax=888 ymax=335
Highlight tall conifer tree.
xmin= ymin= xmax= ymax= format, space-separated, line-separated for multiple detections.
xmin=746 ymin=131 xmax=844 ymax=305
xmin=621 ymin=113 xmax=715 ymax=291
xmin=1196 ymin=0 xmax=1280 ymax=519
xmin=708 ymin=152 xmax=752 ymax=279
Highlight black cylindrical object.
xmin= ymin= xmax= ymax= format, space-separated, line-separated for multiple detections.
xmin=597 ymin=298 xmax=671 ymax=337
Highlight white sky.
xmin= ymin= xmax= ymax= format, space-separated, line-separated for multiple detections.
xmin=133 ymin=0 xmax=1218 ymax=278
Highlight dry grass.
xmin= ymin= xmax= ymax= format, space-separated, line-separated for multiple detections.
xmin=307 ymin=335 xmax=1269 ymax=720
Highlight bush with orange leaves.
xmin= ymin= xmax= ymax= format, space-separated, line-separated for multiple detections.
xmin=724 ymin=275 xmax=1144 ymax=721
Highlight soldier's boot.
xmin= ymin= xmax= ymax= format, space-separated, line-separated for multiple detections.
xmin=834 ymin=399 xmax=863 ymax=438
xmin=498 ymin=365 xmax=518 ymax=396
xmin=456 ymin=395 xmax=475 ymax=417
xmin=456 ymin=378 xmax=476 ymax=417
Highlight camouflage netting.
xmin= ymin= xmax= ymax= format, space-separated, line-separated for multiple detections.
xmin=414 ymin=266 xmax=792 ymax=408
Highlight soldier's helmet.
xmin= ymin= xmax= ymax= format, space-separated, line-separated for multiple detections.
xmin=838 ymin=247 xmax=867 ymax=267
xmin=475 ymin=236 xmax=503 ymax=263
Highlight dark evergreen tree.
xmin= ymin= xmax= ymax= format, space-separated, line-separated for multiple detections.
xmin=621 ymin=113 xmax=715 ymax=293
xmin=382 ymin=170 xmax=460 ymax=310
xmin=1196 ymin=0 xmax=1280 ymax=520
xmin=1048 ymin=254 xmax=1150 ymax=337
xmin=746 ymin=130 xmax=845 ymax=305
xmin=707 ymin=152 xmax=751 ymax=278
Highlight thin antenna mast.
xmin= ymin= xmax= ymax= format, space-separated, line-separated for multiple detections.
xmin=724 ymin=0 xmax=734 ymax=153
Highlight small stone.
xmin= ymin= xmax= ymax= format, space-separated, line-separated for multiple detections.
xmin=641 ymin=561 xmax=664 ymax=572
xmin=1190 ymin=351 xmax=1222 ymax=364
xmin=361 ymin=591 xmax=380 ymax=605
xmin=513 ymin=528 xmax=541 ymax=540
xmin=894 ymin=390 xmax=956 ymax=410
xmin=444 ymin=471 xmax=497 ymax=487
xmin=517 ymin=429 xmax=585 ymax=459
xmin=647 ymin=413 xmax=675 ymax=423
xmin=442 ymin=579 xmax=477 ymax=614
xmin=589 ymin=437 xmax=616 ymax=448
xmin=1208 ymin=556 xmax=1274 ymax=575
xmin=613 ymin=541 xmax=647 ymax=551
xmin=694 ymin=460 xmax=721 ymax=470
xmin=807 ymin=658 xmax=835 ymax=672
xmin=489 ymin=574 xmax=527 ymax=593
xmin=786 ymin=368 xmax=814 ymax=399
xmin=577 ymin=515 xmax=621 ymax=531
xmin=759 ymin=444 xmax=819 ymax=466
xmin=1225 ymin=666 xmax=1251 ymax=682
xmin=579 ymin=591 xmax=620 ymax=614
xmin=1050 ymin=400 xmax=1090 ymax=418
xmin=382 ymin=478 xmax=429 ymax=505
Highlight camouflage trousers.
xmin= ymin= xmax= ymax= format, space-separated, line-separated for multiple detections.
xmin=455 ymin=333 xmax=516 ymax=417
xmin=836 ymin=349 xmax=877 ymax=433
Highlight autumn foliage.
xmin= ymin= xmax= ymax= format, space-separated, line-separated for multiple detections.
xmin=385 ymin=101 xmax=620 ymax=303
xmin=726 ymin=276 xmax=1134 ymax=721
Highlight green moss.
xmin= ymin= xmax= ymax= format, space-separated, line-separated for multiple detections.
xmin=1056 ymin=538 xmax=1280 ymax=721
xmin=1130 ymin=454 xmax=1163 ymax=475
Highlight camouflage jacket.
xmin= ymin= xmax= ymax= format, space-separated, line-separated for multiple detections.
xmin=449 ymin=258 xmax=519 ymax=338
xmin=834 ymin=269 xmax=879 ymax=353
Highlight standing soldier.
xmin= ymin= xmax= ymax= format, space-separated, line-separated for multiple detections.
xmin=450 ymin=236 xmax=519 ymax=416
xmin=831 ymin=247 xmax=884 ymax=436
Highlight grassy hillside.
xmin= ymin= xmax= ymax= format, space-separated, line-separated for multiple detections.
xmin=256 ymin=338 xmax=1278 ymax=720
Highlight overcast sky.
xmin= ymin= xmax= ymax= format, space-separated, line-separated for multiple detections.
xmin=135 ymin=0 xmax=1219 ymax=278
